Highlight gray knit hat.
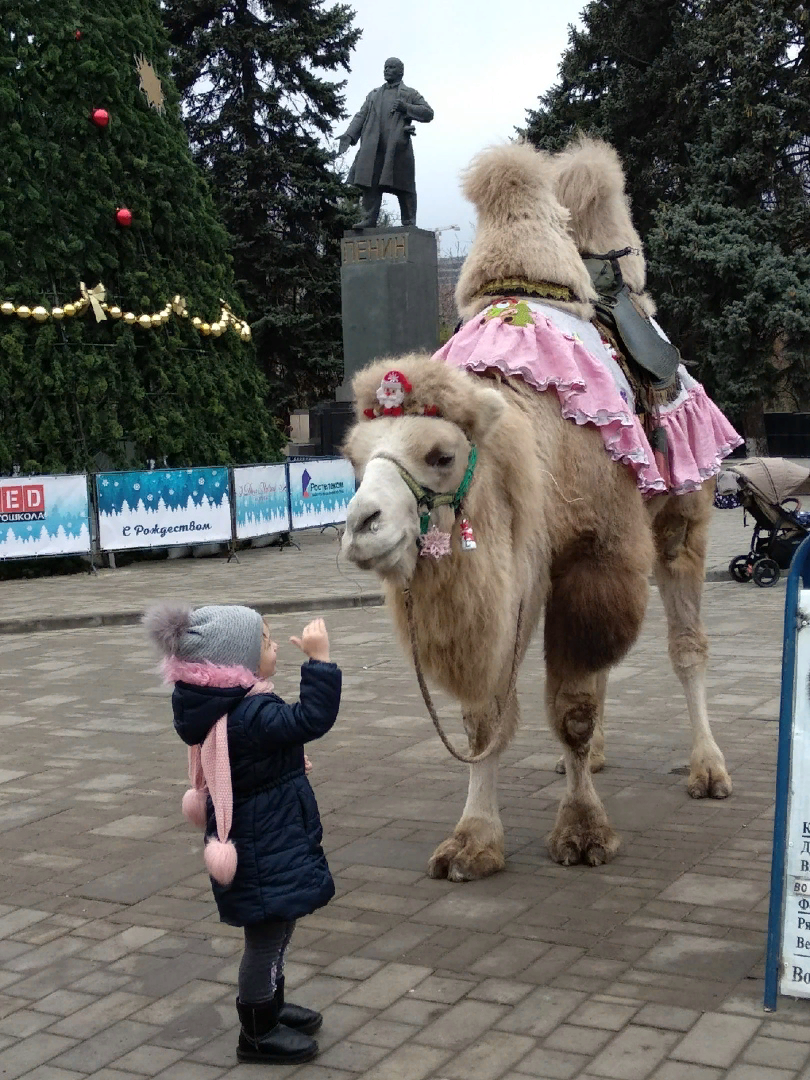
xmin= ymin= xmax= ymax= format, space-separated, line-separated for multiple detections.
xmin=143 ymin=603 xmax=264 ymax=674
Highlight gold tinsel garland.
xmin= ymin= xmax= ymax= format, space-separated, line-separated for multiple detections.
xmin=0 ymin=283 xmax=252 ymax=342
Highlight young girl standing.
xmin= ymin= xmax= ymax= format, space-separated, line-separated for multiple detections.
xmin=144 ymin=603 xmax=341 ymax=1065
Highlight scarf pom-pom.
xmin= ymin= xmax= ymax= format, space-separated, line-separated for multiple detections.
xmin=182 ymin=788 xmax=208 ymax=828
xmin=205 ymin=838 xmax=238 ymax=885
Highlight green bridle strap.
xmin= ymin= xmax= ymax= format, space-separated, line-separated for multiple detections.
xmin=372 ymin=445 xmax=478 ymax=535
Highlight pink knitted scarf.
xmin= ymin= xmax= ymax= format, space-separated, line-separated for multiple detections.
xmin=162 ymin=657 xmax=274 ymax=885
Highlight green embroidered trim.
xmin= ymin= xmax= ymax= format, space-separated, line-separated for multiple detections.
xmin=484 ymin=299 xmax=534 ymax=327
xmin=477 ymin=278 xmax=576 ymax=303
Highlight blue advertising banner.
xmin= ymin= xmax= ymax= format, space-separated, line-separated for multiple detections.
xmin=96 ymin=467 xmax=232 ymax=551
xmin=288 ymin=458 xmax=356 ymax=529
xmin=233 ymin=464 xmax=290 ymax=540
xmin=0 ymin=474 xmax=91 ymax=559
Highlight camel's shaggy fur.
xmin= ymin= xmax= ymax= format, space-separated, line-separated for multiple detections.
xmin=551 ymin=135 xmax=655 ymax=317
xmin=455 ymin=142 xmax=596 ymax=322
xmin=553 ymin=134 xmax=728 ymax=797
xmin=340 ymin=139 xmax=731 ymax=883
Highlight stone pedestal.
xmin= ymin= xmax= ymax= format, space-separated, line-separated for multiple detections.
xmin=337 ymin=226 xmax=439 ymax=401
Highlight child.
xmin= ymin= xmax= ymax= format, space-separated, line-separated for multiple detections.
xmin=143 ymin=603 xmax=341 ymax=1066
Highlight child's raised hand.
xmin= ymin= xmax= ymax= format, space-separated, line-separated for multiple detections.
xmin=290 ymin=618 xmax=330 ymax=663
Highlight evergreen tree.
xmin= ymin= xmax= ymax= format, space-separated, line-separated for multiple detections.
xmin=0 ymin=0 xmax=281 ymax=475
xmin=162 ymin=0 xmax=360 ymax=418
xmin=525 ymin=1 xmax=810 ymax=436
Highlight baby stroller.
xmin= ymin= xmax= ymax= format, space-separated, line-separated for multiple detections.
xmin=723 ymin=458 xmax=810 ymax=587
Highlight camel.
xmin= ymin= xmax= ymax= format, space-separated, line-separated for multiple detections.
xmin=340 ymin=141 xmax=742 ymax=881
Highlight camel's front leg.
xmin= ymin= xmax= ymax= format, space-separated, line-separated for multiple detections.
xmin=427 ymin=696 xmax=517 ymax=882
xmin=555 ymin=669 xmax=607 ymax=774
xmin=546 ymin=668 xmax=620 ymax=866
xmin=650 ymin=484 xmax=732 ymax=799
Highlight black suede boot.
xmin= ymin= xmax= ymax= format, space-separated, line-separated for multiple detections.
xmin=275 ymin=976 xmax=323 ymax=1035
xmin=236 ymin=997 xmax=318 ymax=1064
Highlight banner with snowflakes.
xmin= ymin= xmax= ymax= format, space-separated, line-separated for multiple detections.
xmin=233 ymin=464 xmax=290 ymax=540
xmin=96 ymin=467 xmax=231 ymax=551
xmin=0 ymin=474 xmax=91 ymax=559
xmin=288 ymin=458 xmax=356 ymax=530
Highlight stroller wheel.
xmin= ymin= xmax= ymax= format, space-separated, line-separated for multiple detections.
xmin=752 ymin=557 xmax=780 ymax=588
xmin=729 ymin=555 xmax=752 ymax=583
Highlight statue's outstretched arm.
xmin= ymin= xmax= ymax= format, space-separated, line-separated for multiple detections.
xmin=338 ymin=94 xmax=372 ymax=144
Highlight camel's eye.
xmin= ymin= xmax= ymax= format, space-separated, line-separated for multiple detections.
xmin=425 ymin=446 xmax=454 ymax=468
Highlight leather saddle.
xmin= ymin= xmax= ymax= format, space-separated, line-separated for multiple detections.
xmin=584 ymin=252 xmax=681 ymax=389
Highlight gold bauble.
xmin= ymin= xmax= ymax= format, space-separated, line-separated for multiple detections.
xmin=63 ymin=303 xmax=76 ymax=317
xmin=240 ymin=327 xmax=251 ymax=342
xmin=210 ymin=322 xmax=224 ymax=337
xmin=51 ymin=307 xmax=65 ymax=320
xmin=123 ymin=312 xmax=137 ymax=324
xmin=138 ymin=314 xmax=152 ymax=329
xmin=109 ymin=306 xmax=122 ymax=319
xmin=16 ymin=305 xmax=31 ymax=319
xmin=191 ymin=316 xmax=202 ymax=328
xmin=201 ymin=322 xmax=211 ymax=336
xmin=150 ymin=313 xmax=162 ymax=327
xmin=1 ymin=302 xmax=14 ymax=316
xmin=161 ymin=307 xmax=171 ymax=318
xmin=32 ymin=306 xmax=49 ymax=322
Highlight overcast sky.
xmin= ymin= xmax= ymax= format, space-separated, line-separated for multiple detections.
xmin=329 ymin=0 xmax=587 ymax=253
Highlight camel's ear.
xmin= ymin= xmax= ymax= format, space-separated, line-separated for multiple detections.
xmin=469 ymin=386 xmax=507 ymax=443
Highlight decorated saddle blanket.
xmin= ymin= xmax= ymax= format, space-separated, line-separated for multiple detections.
xmin=433 ymin=297 xmax=743 ymax=498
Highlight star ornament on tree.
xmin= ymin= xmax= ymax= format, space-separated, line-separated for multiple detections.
xmin=135 ymin=54 xmax=165 ymax=114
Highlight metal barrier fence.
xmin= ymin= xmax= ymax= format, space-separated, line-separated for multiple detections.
xmin=0 ymin=458 xmax=356 ymax=563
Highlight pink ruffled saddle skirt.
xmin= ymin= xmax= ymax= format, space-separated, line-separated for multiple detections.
xmin=433 ymin=298 xmax=743 ymax=497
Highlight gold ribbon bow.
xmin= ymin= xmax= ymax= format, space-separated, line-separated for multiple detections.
xmin=80 ymin=281 xmax=107 ymax=322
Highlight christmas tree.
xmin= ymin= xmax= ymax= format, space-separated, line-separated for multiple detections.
xmin=0 ymin=0 xmax=284 ymax=474
xmin=163 ymin=0 xmax=360 ymax=418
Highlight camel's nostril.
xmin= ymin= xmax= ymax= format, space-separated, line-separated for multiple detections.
xmin=359 ymin=510 xmax=382 ymax=534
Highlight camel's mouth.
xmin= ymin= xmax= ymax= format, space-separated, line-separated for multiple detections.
xmin=341 ymin=530 xmax=414 ymax=576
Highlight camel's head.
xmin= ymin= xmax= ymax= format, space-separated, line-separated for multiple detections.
xmin=341 ymin=354 xmax=506 ymax=583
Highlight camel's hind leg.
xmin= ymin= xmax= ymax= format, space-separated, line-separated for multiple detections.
xmin=546 ymin=668 xmax=619 ymax=866
xmin=649 ymin=481 xmax=732 ymax=799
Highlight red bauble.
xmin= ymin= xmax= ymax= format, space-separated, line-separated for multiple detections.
xmin=74 ymin=30 xmax=82 ymax=40
xmin=115 ymin=207 xmax=133 ymax=228
xmin=91 ymin=108 xmax=109 ymax=128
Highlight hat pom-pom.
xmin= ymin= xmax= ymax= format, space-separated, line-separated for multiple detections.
xmin=205 ymin=838 xmax=238 ymax=885
xmin=182 ymin=788 xmax=208 ymax=828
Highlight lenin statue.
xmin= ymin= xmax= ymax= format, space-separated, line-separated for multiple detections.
xmin=337 ymin=58 xmax=433 ymax=229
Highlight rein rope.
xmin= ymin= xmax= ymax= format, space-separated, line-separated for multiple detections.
xmin=370 ymin=438 xmax=523 ymax=764
xmin=402 ymin=590 xmax=525 ymax=765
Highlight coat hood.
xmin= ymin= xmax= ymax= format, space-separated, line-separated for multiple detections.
xmin=172 ymin=682 xmax=250 ymax=746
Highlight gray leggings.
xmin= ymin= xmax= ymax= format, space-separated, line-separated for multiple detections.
xmin=238 ymin=919 xmax=296 ymax=1004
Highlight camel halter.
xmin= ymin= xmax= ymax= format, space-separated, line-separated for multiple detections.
xmin=370 ymin=445 xmax=477 ymax=536
xmin=369 ymin=444 xmax=524 ymax=764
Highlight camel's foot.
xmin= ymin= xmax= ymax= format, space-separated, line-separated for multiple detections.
xmin=555 ymin=750 xmax=605 ymax=775
xmin=427 ymin=817 xmax=505 ymax=882
xmin=688 ymin=757 xmax=732 ymax=800
xmin=547 ymin=798 xmax=620 ymax=867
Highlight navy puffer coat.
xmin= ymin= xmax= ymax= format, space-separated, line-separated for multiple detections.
xmin=172 ymin=661 xmax=341 ymax=926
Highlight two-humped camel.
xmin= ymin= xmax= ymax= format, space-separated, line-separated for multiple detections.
xmin=341 ymin=140 xmax=743 ymax=881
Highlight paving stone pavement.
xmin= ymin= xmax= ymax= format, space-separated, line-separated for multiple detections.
xmin=0 ymin=566 xmax=807 ymax=1079
xmin=0 ymin=505 xmax=762 ymax=633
